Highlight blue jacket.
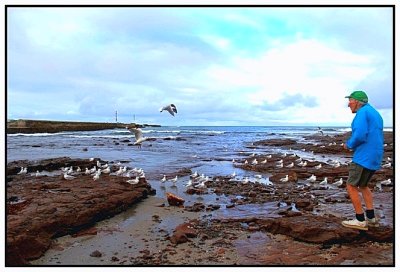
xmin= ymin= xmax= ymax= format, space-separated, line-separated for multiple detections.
xmin=346 ymin=103 xmax=384 ymax=170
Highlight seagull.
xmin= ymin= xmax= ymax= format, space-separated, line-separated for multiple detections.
xmin=85 ymin=168 xmax=91 ymax=175
xmin=89 ymin=166 xmax=97 ymax=174
xmin=286 ymin=162 xmax=294 ymax=168
xmin=319 ymin=177 xmax=328 ymax=185
xmin=93 ymin=172 xmax=100 ymax=181
xmin=306 ymin=174 xmax=317 ymax=182
xmin=251 ymin=159 xmax=258 ymax=165
xmin=185 ymin=179 xmax=193 ymax=187
xmin=63 ymin=173 xmax=76 ymax=180
xmin=126 ymin=177 xmax=140 ymax=185
xmin=102 ymin=167 xmax=111 ymax=174
xmin=382 ymin=162 xmax=392 ymax=168
xmin=280 ymin=175 xmax=289 ymax=182
xmin=17 ymin=167 xmax=26 ymax=175
xmin=375 ymin=182 xmax=382 ymax=191
xmin=317 ymin=127 xmax=324 ymax=135
xmin=195 ymin=180 xmax=207 ymax=189
xmin=66 ymin=166 xmax=74 ymax=175
xmin=289 ymin=203 xmax=300 ymax=212
xmin=161 ymin=175 xmax=167 ymax=183
xmin=261 ymin=159 xmax=267 ymax=164
xmin=127 ymin=127 xmax=147 ymax=148
xmin=315 ymin=164 xmax=322 ymax=169
xmin=35 ymin=170 xmax=43 ymax=177
xmin=160 ymin=103 xmax=178 ymax=116
xmin=332 ymin=178 xmax=343 ymax=186
xmin=115 ymin=167 xmax=124 ymax=176
xmin=381 ymin=178 xmax=392 ymax=186
xmin=190 ymin=171 xmax=199 ymax=179
xmin=170 ymin=176 xmax=178 ymax=186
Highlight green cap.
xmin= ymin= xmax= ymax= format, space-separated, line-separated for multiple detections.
xmin=345 ymin=90 xmax=368 ymax=103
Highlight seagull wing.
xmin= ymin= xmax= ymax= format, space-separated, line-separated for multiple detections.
xmin=132 ymin=128 xmax=143 ymax=141
xmin=170 ymin=104 xmax=177 ymax=114
xmin=127 ymin=127 xmax=143 ymax=141
xmin=165 ymin=105 xmax=175 ymax=116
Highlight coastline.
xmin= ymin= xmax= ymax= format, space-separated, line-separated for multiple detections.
xmin=6 ymin=119 xmax=161 ymax=134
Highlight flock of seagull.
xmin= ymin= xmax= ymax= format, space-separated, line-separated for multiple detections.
xmin=16 ymin=159 xmax=146 ymax=185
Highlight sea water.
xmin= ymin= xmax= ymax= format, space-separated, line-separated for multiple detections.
xmin=7 ymin=126 xmax=354 ymax=178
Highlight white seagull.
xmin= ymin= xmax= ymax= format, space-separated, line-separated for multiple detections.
xmin=319 ymin=177 xmax=328 ymax=185
xmin=261 ymin=159 xmax=267 ymax=164
xmin=93 ymin=172 xmax=100 ymax=181
xmin=380 ymin=178 xmax=392 ymax=186
xmin=63 ymin=173 xmax=76 ymax=180
xmin=306 ymin=174 xmax=317 ymax=182
xmin=280 ymin=175 xmax=289 ymax=182
xmin=17 ymin=167 xmax=27 ymax=175
xmin=286 ymin=162 xmax=294 ymax=168
xmin=290 ymin=203 xmax=300 ymax=212
xmin=160 ymin=104 xmax=178 ymax=116
xmin=126 ymin=177 xmax=140 ymax=185
xmin=332 ymin=178 xmax=343 ymax=186
xmin=127 ymin=127 xmax=147 ymax=148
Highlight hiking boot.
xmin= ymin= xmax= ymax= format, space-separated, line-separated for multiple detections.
xmin=342 ymin=219 xmax=368 ymax=231
xmin=367 ymin=217 xmax=379 ymax=228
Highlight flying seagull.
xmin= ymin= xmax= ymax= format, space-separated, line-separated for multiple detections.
xmin=126 ymin=126 xmax=147 ymax=148
xmin=160 ymin=104 xmax=178 ymax=116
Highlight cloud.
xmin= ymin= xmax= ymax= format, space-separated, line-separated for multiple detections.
xmin=6 ymin=7 xmax=393 ymax=126
xmin=259 ymin=93 xmax=319 ymax=111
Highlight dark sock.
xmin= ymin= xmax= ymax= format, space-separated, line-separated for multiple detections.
xmin=366 ymin=209 xmax=375 ymax=219
xmin=356 ymin=213 xmax=365 ymax=222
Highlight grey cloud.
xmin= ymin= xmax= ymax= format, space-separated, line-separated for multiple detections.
xmin=354 ymin=66 xmax=393 ymax=109
xmin=260 ymin=93 xmax=319 ymax=111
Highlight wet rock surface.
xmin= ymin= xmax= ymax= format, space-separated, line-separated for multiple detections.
xmin=6 ymin=157 xmax=155 ymax=265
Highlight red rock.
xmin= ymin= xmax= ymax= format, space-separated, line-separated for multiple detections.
xmin=6 ymin=158 xmax=155 ymax=265
xmin=166 ymin=192 xmax=185 ymax=206
xmin=169 ymin=222 xmax=198 ymax=244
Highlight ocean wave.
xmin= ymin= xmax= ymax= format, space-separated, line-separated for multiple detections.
xmin=143 ymin=130 xmax=181 ymax=134
xmin=7 ymin=132 xmax=70 ymax=137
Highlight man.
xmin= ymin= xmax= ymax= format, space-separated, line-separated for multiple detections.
xmin=342 ymin=90 xmax=384 ymax=231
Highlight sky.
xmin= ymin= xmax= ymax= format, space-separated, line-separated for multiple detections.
xmin=6 ymin=6 xmax=394 ymax=127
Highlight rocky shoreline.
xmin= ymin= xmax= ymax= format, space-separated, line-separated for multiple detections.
xmin=6 ymin=157 xmax=155 ymax=265
xmin=6 ymin=131 xmax=394 ymax=266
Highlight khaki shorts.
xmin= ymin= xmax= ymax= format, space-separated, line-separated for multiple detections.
xmin=347 ymin=162 xmax=375 ymax=187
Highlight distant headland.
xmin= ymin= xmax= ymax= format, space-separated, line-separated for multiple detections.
xmin=6 ymin=119 xmax=161 ymax=134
